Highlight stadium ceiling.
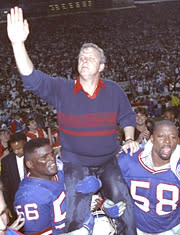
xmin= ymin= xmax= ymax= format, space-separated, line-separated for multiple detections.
xmin=0 ymin=0 xmax=134 ymax=21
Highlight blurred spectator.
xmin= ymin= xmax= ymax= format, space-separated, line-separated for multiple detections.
xmin=1 ymin=132 xmax=27 ymax=223
xmin=163 ymin=107 xmax=180 ymax=138
xmin=10 ymin=113 xmax=25 ymax=134
xmin=134 ymin=107 xmax=151 ymax=148
xmin=25 ymin=118 xmax=47 ymax=141
xmin=0 ymin=129 xmax=10 ymax=160
xmin=145 ymin=118 xmax=155 ymax=136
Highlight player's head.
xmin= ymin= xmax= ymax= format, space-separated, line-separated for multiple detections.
xmin=9 ymin=132 xmax=27 ymax=158
xmin=24 ymin=138 xmax=57 ymax=180
xmin=0 ymin=180 xmax=8 ymax=235
xmin=151 ymin=120 xmax=178 ymax=165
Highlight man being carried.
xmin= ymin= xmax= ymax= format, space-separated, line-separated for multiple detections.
xmin=7 ymin=7 xmax=139 ymax=234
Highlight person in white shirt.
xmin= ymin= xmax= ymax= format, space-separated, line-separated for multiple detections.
xmin=1 ymin=132 xmax=27 ymax=224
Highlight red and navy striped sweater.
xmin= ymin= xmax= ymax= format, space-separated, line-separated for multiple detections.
xmin=22 ymin=69 xmax=135 ymax=166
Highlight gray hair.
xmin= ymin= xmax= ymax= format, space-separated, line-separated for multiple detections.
xmin=79 ymin=43 xmax=106 ymax=64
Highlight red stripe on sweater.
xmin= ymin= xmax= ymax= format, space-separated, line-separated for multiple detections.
xmin=58 ymin=125 xmax=116 ymax=136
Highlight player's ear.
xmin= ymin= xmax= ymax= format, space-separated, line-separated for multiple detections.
xmin=26 ymin=160 xmax=33 ymax=169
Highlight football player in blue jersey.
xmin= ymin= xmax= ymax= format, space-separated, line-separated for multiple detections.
xmin=14 ymin=138 xmax=125 ymax=235
xmin=14 ymin=138 xmax=102 ymax=235
xmin=74 ymin=120 xmax=180 ymax=234
xmin=14 ymin=138 xmax=66 ymax=235
xmin=118 ymin=120 xmax=180 ymax=234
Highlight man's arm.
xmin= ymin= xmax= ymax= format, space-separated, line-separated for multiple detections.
xmin=7 ymin=7 xmax=33 ymax=75
xmin=122 ymin=126 xmax=139 ymax=156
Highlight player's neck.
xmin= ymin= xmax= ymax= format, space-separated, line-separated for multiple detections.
xmin=151 ymin=153 xmax=170 ymax=168
xmin=29 ymin=173 xmax=57 ymax=181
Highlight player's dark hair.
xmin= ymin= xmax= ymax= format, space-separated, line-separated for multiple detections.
xmin=9 ymin=132 xmax=27 ymax=144
xmin=24 ymin=138 xmax=50 ymax=162
xmin=153 ymin=120 xmax=178 ymax=134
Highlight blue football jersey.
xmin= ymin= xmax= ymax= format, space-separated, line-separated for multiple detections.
xmin=14 ymin=170 xmax=66 ymax=235
xmin=175 ymin=157 xmax=180 ymax=181
xmin=6 ymin=228 xmax=23 ymax=235
xmin=118 ymin=150 xmax=180 ymax=233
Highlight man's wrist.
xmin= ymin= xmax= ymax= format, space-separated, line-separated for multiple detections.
xmin=125 ymin=138 xmax=134 ymax=142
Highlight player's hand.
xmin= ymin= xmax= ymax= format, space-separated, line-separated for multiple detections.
xmin=122 ymin=140 xmax=139 ymax=156
xmin=7 ymin=7 xmax=29 ymax=45
xmin=91 ymin=196 xmax=104 ymax=212
xmin=103 ymin=199 xmax=126 ymax=218
xmin=9 ymin=214 xmax=25 ymax=231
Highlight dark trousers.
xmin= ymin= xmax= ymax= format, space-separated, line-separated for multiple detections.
xmin=64 ymin=157 xmax=137 ymax=235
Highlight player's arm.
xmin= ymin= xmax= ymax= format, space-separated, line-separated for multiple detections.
xmin=7 ymin=7 xmax=33 ymax=76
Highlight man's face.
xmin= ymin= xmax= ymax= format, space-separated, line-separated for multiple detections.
xmin=0 ymin=191 xmax=8 ymax=235
xmin=28 ymin=145 xmax=57 ymax=180
xmin=164 ymin=111 xmax=175 ymax=123
xmin=28 ymin=120 xmax=37 ymax=130
xmin=136 ymin=112 xmax=147 ymax=126
xmin=151 ymin=124 xmax=178 ymax=164
xmin=78 ymin=47 xmax=104 ymax=79
xmin=11 ymin=140 xmax=25 ymax=158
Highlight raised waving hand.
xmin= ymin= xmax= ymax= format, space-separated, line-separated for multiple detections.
xmin=7 ymin=6 xmax=29 ymax=45
xmin=7 ymin=6 xmax=33 ymax=75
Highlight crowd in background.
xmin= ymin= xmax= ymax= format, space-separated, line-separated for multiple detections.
xmin=0 ymin=1 xmax=179 ymax=127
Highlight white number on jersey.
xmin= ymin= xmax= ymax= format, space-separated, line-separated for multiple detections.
xmin=131 ymin=180 xmax=179 ymax=215
xmin=15 ymin=191 xmax=66 ymax=222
